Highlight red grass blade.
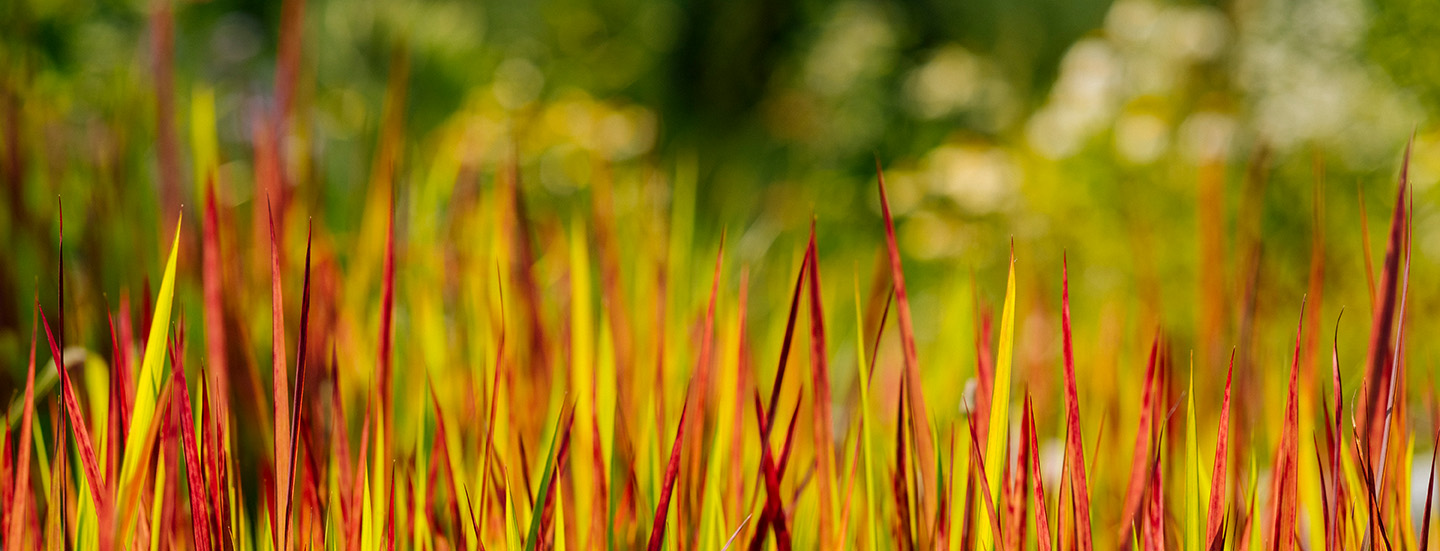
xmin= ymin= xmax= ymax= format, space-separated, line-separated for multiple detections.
xmin=1142 ymin=445 xmax=1164 ymax=551
xmin=168 ymin=337 xmax=213 ymax=551
xmin=1004 ymin=396 xmax=1030 ymax=551
xmin=748 ymin=391 xmax=793 ymax=551
xmin=963 ymin=402 xmax=1004 ymax=549
xmin=877 ymin=161 xmax=937 ymax=524
xmin=893 ymin=386 xmax=915 ymax=551
xmin=1025 ymin=396 xmax=1053 ymax=551
xmin=646 ymin=385 xmax=692 ymax=551
xmin=766 ymin=248 xmax=807 ymax=431
xmin=1328 ymin=312 xmax=1345 ymax=551
xmin=1059 ymin=257 xmax=1094 ymax=551
xmin=1205 ymin=350 xmax=1234 ymax=549
xmin=1267 ymin=298 xmax=1306 ymax=551
xmin=38 ymin=304 xmax=105 ymax=510
xmin=377 ymin=191 xmax=397 ymax=422
xmin=428 ymin=382 xmax=467 ymax=551
xmin=281 ymin=221 xmax=314 ymax=548
xmin=804 ymin=224 xmax=837 ymax=546
xmin=1361 ymin=140 xmax=1410 ymax=458
xmin=1118 ymin=336 xmax=1160 ymax=538
xmin=202 ymin=181 xmax=229 ymax=419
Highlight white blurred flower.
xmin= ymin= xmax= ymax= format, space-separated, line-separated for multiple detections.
xmin=904 ymin=45 xmax=984 ymax=119
xmin=1114 ymin=112 xmax=1170 ymax=164
xmin=926 ymin=143 xmax=1017 ymax=213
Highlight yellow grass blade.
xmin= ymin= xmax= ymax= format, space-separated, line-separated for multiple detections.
xmin=980 ymin=251 xmax=1016 ymax=549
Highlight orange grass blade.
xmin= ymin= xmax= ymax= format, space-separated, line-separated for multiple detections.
xmin=1419 ymin=430 xmax=1437 ymax=551
xmin=266 ymin=201 xmax=292 ymax=551
xmin=5 ymin=306 xmax=38 ymax=551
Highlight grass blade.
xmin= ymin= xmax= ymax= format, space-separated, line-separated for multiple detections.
xmin=39 ymin=304 xmax=105 ymax=511
xmin=804 ymin=225 xmax=837 ymax=546
xmin=524 ymin=403 xmax=575 ymax=551
xmin=6 ymin=306 xmax=38 ymax=551
xmin=266 ymin=202 xmax=293 ymax=551
xmin=964 ymin=401 xmax=1003 ymax=550
xmin=1119 ymin=337 xmax=1160 ymax=538
xmin=1360 ymin=140 xmax=1409 ymax=458
xmin=168 ymin=337 xmax=213 ymax=551
xmin=281 ymin=222 xmax=314 ymax=550
xmin=1059 ymin=257 xmax=1093 ymax=551
xmin=876 ymin=161 xmax=938 ymax=527
xmin=1206 ymin=351 xmax=1234 ymax=550
xmin=981 ymin=248 xmax=1017 ymax=549
xmin=1419 ymin=430 xmax=1437 ymax=551
xmin=646 ymin=383 xmax=692 ymax=551
xmin=202 ymin=182 xmax=229 ymax=419
xmin=1268 ymin=298 xmax=1306 ymax=551
xmin=1025 ymin=396 xmax=1052 ymax=551
xmin=1185 ymin=356 xmax=1201 ymax=551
